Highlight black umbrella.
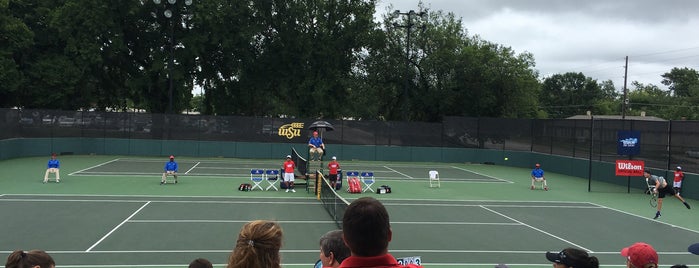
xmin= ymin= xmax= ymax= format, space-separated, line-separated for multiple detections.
xmin=308 ymin=120 xmax=334 ymax=132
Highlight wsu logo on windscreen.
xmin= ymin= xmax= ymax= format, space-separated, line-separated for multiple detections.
xmin=278 ymin=123 xmax=304 ymax=139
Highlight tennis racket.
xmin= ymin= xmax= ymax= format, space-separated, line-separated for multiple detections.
xmin=646 ymin=178 xmax=658 ymax=208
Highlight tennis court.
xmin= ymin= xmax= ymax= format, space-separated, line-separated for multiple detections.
xmin=1 ymin=155 xmax=698 ymax=268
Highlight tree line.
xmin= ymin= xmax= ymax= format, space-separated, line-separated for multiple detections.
xmin=2 ymin=0 xmax=698 ymax=121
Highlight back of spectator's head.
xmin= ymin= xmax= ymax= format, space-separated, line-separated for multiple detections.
xmin=5 ymin=249 xmax=55 ymax=268
xmin=621 ymin=242 xmax=658 ymax=268
xmin=189 ymin=258 xmax=213 ymax=268
xmin=227 ymin=220 xmax=283 ymax=268
xmin=546 ymin=247 xmax=599 ymax=268
xmin=319 ymin=230 xmax=350 ymax=267
xmin=342 ymin=197 xmax=391 ymax=257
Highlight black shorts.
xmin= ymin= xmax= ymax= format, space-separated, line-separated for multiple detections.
xmin=658 ymin=186 xmax=676 ymax=198
xmin=328 ymin=174 xmax=338 ymax=181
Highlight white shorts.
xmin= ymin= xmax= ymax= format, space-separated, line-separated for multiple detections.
xmin=284 ymin=173 xmax=295 ymax=182
xmin=674 ymin=181 xmax=682 ymax=188
xmin=533 ymin=177 xmax=544 ymax=181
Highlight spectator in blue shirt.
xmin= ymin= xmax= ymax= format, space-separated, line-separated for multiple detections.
xmin=531 ymin=163 xmax=548 ymax=191
xmin=43 ymin=153 xmax=60 ymax=183
xmin=161 ymin=155 xmax=178 ymax=185
xmin=308 ymin=131 xmax=325 ymax=161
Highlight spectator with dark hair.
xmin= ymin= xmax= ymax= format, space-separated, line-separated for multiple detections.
xmin=643 ymin=169 xmax=690 ymax=219
xmin=340 ymin=197 xmax=422 ymax=268
xmin=227 ymin=220 xmax=283 ymax=268
xmin=5 ymin=249 xmax=55 ymax=268
xmin=621 ymin=242 xmax=658 ymax=268
xmin=545 ymin=247 xmax=599 ymax=268
xmin=319 ymin=230 xmax=350 ymax=268
xmin=189 ymin=258 xmax=213 ymax=268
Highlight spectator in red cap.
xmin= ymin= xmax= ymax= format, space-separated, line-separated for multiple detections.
xmin=621 ymin=242 xmax=658 ymax=268
xmin=531 ymin=163 xmax=548 ymax=191
xmin=545 ymin=247 xmax=599 ymax=268
xmin=43 ymin=153 xmax=60 ymax=183
xmin=161 ymin=155 xmax=178 ymax=185
xmin=308 ymin=131 xmax=325 ymax=161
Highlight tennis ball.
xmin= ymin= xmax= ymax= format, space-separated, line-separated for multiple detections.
xmin=504 ymin=157 xmax=508 ymax=160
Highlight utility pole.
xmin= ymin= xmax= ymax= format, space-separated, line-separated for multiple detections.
xmin=393 ymin=9 xmax=426 ymax=121
xmin=622 ymin=56 xmax=629 ymax=119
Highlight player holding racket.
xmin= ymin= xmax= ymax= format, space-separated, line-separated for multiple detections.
xmin=643 ymin=169 xmax=690 ymax=219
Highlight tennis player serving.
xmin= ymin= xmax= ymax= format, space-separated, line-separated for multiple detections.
xmin=643 ymin=169 xmax=690 ymax=219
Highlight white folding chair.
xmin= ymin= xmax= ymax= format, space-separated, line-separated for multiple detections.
xmin=250 ymin=169 xmax=264 ymax=191
xmin=360 ymin=171 xmax=375 ymax=192
xmin=265 ymin=169 xmax=279 ymax=191
xmin=429 ymin=170 xmax=440 ymax=188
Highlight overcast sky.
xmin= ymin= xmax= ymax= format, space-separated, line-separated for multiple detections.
xmin=377 ymin=0 xmax=699 ymax=92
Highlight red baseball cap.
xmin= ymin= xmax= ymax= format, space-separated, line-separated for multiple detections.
xmin=621 ymin=242 xmax=658 ymax=268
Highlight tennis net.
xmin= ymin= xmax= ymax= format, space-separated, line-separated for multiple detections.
xmin=317 ymin=171 xmax=350 ymax=228
xmin=290 ymin=147 xmax=308 ymax=176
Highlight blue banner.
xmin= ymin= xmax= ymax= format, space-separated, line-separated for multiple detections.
xmin=617 ymin=130 xmax=640 ymax=156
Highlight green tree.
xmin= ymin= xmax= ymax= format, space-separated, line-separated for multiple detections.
xmin=540 ymin=72 xmax=605 ymax=118
xmin=661 ymin=67 xmax=699 ymax=98
xmin=0 ymin=0 xmax=33 ymax=107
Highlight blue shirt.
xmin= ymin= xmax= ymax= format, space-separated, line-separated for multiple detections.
xmin=164 ymin=161 xmax=178 ymax=172
xmin=309 ymin=136 xmax=323 ymax=147
xmin=47 ymin=159 xmax=60 ymax=169
xmin=531 ymin=168 xmax=544 ymax=178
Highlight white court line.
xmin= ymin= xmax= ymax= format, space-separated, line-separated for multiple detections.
xmin=86 ymin=201 xmax=151 ymax=252
xmin=592 ymin=202 xmax=699 ymax=235
xmin=1 ymin=249 xmax=691 ymax=255
xmin=0 ymin=198 xmax=318 ymax=205
xmin=383 ymin=166 xmax=414 ymax=179
xmin=185 ymin=161 xmax=200 ymax=174
xmin=479 ymin=205 xmax=592 ymax=252
xmin=130 ymin=220 xmax=334 ymax=224
xmin=69 ymin=158 xmax=121 ymax=176
xmin=451 ymin=166 xmax=513 ymax=183
xmin=70 ymin=172 xmax=249 ymax=177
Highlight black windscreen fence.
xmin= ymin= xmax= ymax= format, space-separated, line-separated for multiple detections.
xmin=3 ymin=108 xmax=699 ymax=173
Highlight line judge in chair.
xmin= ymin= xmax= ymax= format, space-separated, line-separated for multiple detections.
xmin=308 ymin=131 xmax=325 ymax=161
xmin=161 ymin=155 xmax=178 ymax=185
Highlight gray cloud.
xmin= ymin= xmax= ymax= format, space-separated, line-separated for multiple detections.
xmin=378 ymin=0 xmax=699 ymax=89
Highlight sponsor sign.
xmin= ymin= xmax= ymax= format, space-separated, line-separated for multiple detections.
xmin=615 ymin=160 xmax=645 ymax=176
xmin=617 ymin=130 xmax=640 ymax=155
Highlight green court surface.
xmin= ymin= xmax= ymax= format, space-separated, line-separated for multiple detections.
xmin=1 ymin=155 xmax=699 ymax=268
